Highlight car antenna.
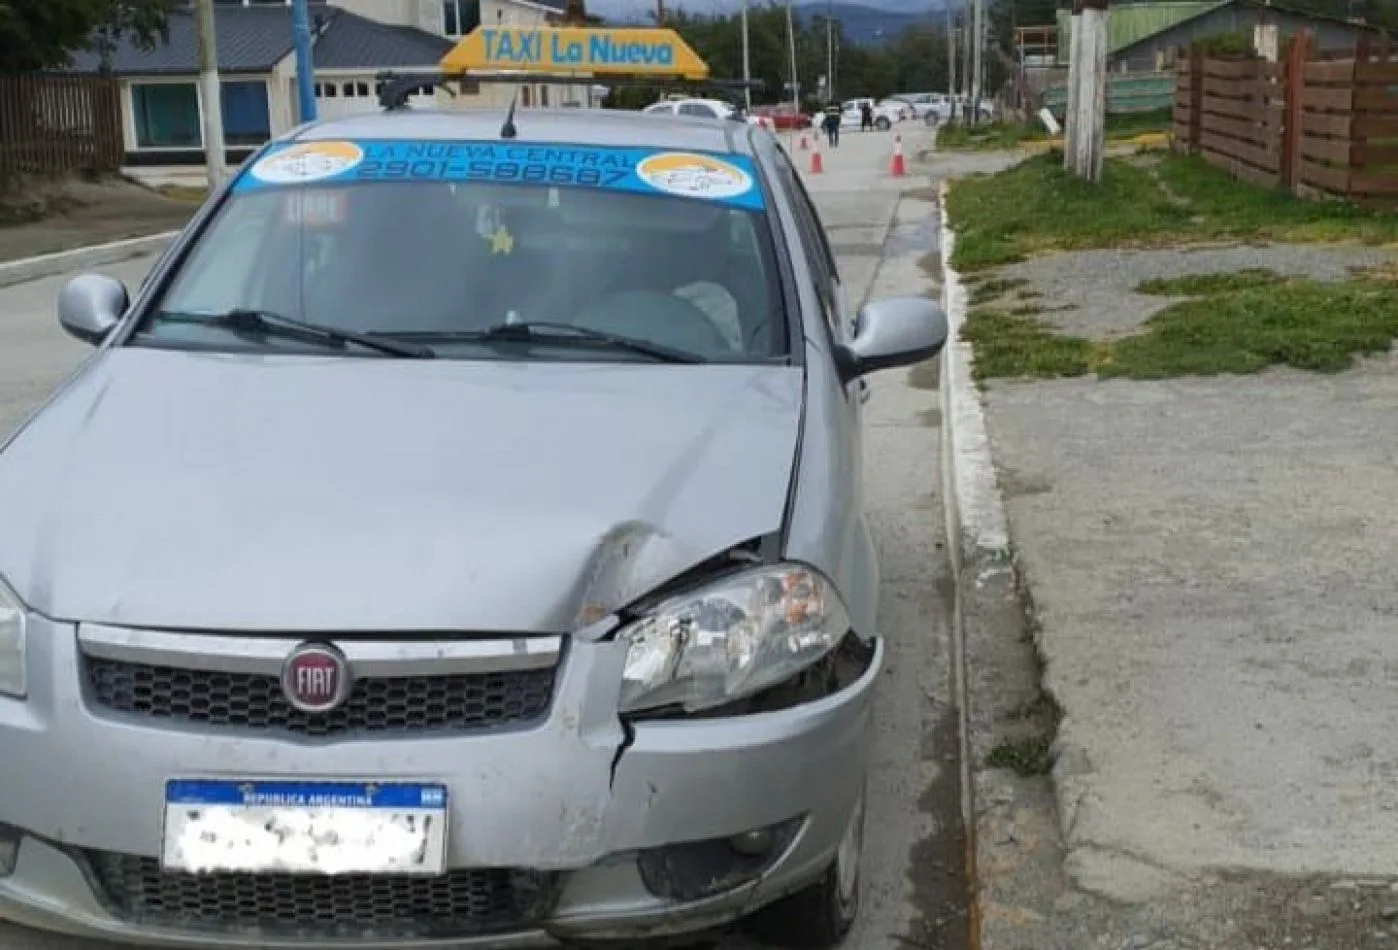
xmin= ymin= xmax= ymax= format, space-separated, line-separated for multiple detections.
xmin=500 ymin=87 xmax=519 ymax=139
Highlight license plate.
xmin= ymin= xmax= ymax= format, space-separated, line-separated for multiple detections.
xmin=162 ymin=780 xmax=448 ymax=875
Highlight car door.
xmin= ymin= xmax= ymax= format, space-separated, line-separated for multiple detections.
xmin=770 ymin=146 xmax=867 ymax=420
xmin=766 ymin=144 xmax=877 ymax=631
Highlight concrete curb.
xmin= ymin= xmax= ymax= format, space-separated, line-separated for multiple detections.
xmin=0 ymin=231 xmax=177 ymax=289
xmin=938 ymin=181 xmax=1010 ymax=563
xmin=940 ymin=182 xmax=1068 ymax=950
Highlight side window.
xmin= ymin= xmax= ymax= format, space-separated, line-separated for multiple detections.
xmin=678 ymin=102 xmax=712 ymax=117
xmin=770 ymin=149 xmax=841 ymax=338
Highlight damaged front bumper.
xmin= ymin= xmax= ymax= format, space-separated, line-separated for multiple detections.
xmin=0 ymin=616 xmax=882 ymax=948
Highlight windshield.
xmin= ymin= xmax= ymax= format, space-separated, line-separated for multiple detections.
xmin=135 ymin=139 xmax=787 ymax=363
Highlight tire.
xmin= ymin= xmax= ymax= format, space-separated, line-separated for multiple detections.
xmin=875 ymin=117 xmax=891 ymax=131
xmin=740 ymin=791 xmax=865 ymax=950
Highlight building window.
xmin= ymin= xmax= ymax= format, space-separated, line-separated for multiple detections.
xmin=443 ymin=0 xmax=480 ymax=36
xmin=131 ymin=82 xmax=201 ymax=148
xmin=221 ymin=80 xmax=271 ymax=146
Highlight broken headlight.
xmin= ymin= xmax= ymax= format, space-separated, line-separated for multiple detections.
xmin=0 ymin=577 xmax=25 ymax=699
xmin=618 ymin=563 xmax=849 ymax=715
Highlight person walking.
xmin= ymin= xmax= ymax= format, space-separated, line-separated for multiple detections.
xmin=821 ymin=104 xmax=841 ymax=148
xmin=859 ymin=101 xmax=874 ymax=131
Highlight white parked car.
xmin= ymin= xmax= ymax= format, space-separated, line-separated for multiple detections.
xmin=838 ymin=97 xmax=906 ymax=131
xmin=642 ymin=98 xmax=764 ymax=127
xmin=892 ymin=92 xmax=951 ymax=123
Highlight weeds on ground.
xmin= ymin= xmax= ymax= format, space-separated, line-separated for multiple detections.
xmin=937 ymin=109 xmax=1170 ymax=153
xmin=937 ymin=121 xmax=1049 ymax=151
xmin=946 ymin=154 xmax=1191 ymax=271
xmin=1135 ymin=268 xmax=1281 ymax=296
xmin=987 ymin=695 xmax=1064 ymax=777
xmin=1105 ymin=279 xmax=1398 ymax=377
xmin=968 ymin=276 xmax=1030 ymax=305
xmin=967 ymin=275 xmax=1398 ymax=379
xmin=961 ymin=309 xmax=1096 ymax=379
xmin=945 ymin=152 xmax=1398 ymax=272
xmin=987 ymin=735 xmax=1055 ymax=776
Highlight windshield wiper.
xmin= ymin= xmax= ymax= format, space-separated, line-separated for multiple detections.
xmin=396 ymin=321 xmax=707 ymax=364
xmin=156 ymin=309 xmax=436 ymax=359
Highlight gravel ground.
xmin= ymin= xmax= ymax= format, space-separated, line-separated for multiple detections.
xmin=964 ymin=237 xmax=1398 ymax=950
xmin=990 ymin=243 xmax=1398 ymax=338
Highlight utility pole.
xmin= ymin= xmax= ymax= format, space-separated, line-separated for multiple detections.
xmin=656 ymin=0 xmax=665 ymax=22
xmin=741 ymin=0 xmax=752 ymax=109
xmin=961 ymin=0 xmax=973 ymax=120
xmin=786 ymin=0 xmax=799 ymax=111
xmin=970 ymin=0 xmax=984 ymax=122
xmin=825 ymin=0 xmax=834 ymax=103
xmin=292 ymin=0 xmax=316 ymax=122
xmin=1066 ymin=0 xmax=1108 ymax=181
xmin=946 ymin=2 xmax=957 ymax=101
xmin=194 ymin=0 xmax=226 ymax=188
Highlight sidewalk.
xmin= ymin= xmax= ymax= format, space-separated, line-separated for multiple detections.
xmin=941 ymin=150 xmax=1398 ymax=949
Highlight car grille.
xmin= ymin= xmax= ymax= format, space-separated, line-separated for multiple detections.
xmin=84 ymin=851 xmax=562 ymax=939
xmin=83 ymin=656 xmax=556 ymax=737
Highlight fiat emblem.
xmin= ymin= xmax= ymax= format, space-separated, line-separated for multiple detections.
xmin=281 ymin=643 xmax=352 ymax=713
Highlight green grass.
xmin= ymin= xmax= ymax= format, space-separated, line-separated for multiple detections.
xmin=937 ymin=109 xmax=1170 ymax=153
xmin=1135 ymin=268 xmax=1282 ymax=296
xmin=1104 ymin=108 xmax=1172 ymax=140
xmin=945 ymin=152 xmax=1398 ymax=272
xmin=986 ymin=735 xmax=1056 ymax=776
xmin=961 ymin=309 xmax=1096 ymax=380
xmin=967 ymin=276 xmax=1398 ymax=380
xmin=937 ymin=121 xmax=1049 ymax=151
xmin=1105 ymin=279 xmax=1398 ymax=377
xmin=968 ymin=276 xmax=1030 ymax=305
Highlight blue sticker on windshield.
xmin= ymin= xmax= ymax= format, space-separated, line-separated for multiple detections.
xmin=233 ymin=139 xmax=765 ymax=211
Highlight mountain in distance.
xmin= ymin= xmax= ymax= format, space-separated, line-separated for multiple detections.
xmin=800 ymin=1 xmax=938 ymax=45
xmin=591 ymin=0 xmax=946 ymax=45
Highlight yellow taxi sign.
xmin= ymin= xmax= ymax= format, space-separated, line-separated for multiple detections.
xmin=440 ymin=27 xmax=710 ymax=80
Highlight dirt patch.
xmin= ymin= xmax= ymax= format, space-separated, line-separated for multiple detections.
xmin=0 ymin=175 xmax=199 ymax=263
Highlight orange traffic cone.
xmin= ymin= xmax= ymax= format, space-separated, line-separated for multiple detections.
xmin=889 ymin=134 xmax=906 ymax=177
xmin=799 ymin=132 xmax=809 ymax=150
xmin=810 ymin=139 xmax=823 ymax=174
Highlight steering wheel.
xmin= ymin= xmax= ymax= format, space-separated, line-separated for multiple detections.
xmin=572 ymin=290 xmax=733 ymax=358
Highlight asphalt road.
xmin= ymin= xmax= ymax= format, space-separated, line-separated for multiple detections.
xmin=0 ymin=124 xmax=964 ymax=950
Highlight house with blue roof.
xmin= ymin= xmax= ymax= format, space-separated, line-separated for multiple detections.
xmin=60 ymin=0 xmax=572 ymax=175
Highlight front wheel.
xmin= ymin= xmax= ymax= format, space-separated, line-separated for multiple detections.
xmin=875 ymin=117 xmax=891 ymax=131
xmin=741 ymin=790 xmax=865 ymax=949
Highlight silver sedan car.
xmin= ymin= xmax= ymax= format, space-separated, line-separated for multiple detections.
xmin=0 ymin=104 xmax=946 ymax=949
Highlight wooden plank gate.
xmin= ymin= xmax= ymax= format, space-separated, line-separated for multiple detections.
xmin=1171 ymin=34 xmax=1398 ymax=207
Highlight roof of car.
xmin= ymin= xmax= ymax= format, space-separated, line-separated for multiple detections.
xmin=292 ymin=106 xmax=754 ymax=156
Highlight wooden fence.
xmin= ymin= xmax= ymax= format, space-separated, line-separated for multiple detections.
xmin=1173 ymin=35 xmax=1398 ymax=205
xmin=0 ymin=74 xmax=123 ymax=179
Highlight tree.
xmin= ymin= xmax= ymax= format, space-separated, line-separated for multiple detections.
xmin=0 ymin=0 xmax=180 ymax=75
xmin=605 ymin=2 xmax=944 ymax=110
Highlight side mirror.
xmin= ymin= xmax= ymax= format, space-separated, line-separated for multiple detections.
xmin=58 ymin=274 xmax=128 ymax=345
xmin=836 ymin=296 xmax=948 ymax=383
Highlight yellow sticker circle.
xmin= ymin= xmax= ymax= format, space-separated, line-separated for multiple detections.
xmin=635 ymin=152 xmax=753 ymax=201
xmin=251 ymin=141 xmax=364 ymax=185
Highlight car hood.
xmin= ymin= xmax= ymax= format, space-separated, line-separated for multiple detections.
xmin=0 ymin=349 xmax=803 ymax=633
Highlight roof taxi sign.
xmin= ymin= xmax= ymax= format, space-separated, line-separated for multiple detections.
xmin=440 ymin=26 xmax=710 ymax=81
